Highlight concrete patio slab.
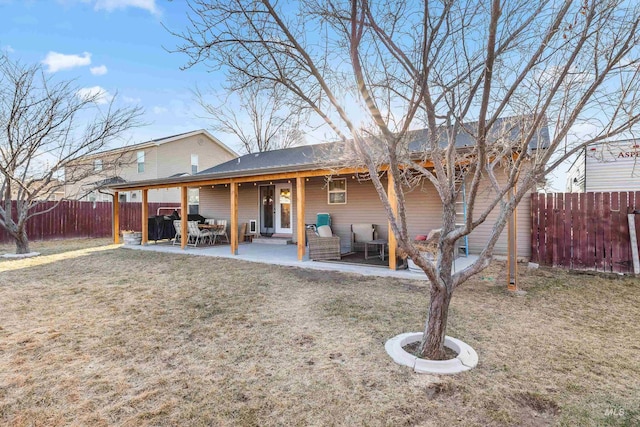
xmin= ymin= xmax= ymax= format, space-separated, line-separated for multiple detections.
xmin=123 ymin=241 xmax=479 ymax=281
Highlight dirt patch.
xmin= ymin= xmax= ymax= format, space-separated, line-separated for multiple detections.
xmin=402 ymin=341 xmax=459 ymax=360
xmin=513 ymin=391 xmax=560 ymax=415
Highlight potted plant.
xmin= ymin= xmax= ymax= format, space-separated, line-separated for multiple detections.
xmin=122 ymin=230 xmax=142 ymax=245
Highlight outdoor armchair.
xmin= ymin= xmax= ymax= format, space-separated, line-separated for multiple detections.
xmin=351 ymin=223 xmax=377 ymax=252
xmin=306 ymin=227 xmax=341 ymax=261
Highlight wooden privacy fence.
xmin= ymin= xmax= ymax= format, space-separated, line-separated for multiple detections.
xmin=531 ymin=192 xmax=640 ymax=274
xmin=0 ymin=201 xmax=180 ymax=244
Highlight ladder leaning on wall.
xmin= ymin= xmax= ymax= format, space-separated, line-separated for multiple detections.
xmin=455 ymin=181 xmax=469 ymax=257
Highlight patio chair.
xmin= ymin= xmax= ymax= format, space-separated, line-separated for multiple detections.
xmin=213 ymin=219 xmax=229 ymax=243
xmin=306 ymin=226 xmax=341 ymax=261
xmin=172 ymin=220 xmax=182 ymax=245
xmin=351 ymin=223 xmax=377 ymax=252
xmin=204 ymin=218 xmax=216 ymax=225
xmin=187 ymin=220 xmax=213 ymax=247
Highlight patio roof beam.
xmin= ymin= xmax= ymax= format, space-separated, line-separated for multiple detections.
xmin=507 ymin=185 xmax=518 ymax=291
xmin=296 ymin=176 xmax=306 ymax=261
xmin=113 ymin=191 xmax=120 ymax=244
xmin=180 ymin=186 xmax=188 ymax=249
xmin=388 ymin=174 xmax=397 ymax=270
xmin=141 ymin=189 xmax=148 ymax=245
xmin=230 ymin=180 xmax=238 ymax=255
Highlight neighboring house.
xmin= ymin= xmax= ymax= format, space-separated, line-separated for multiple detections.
xmin=9 ymin=178 xmax=65 ymax=201
xmin=65 ymin=130 xmax=238 ymax=211
xmin=109 ymin=117 xmax=550 ymax=270
xmin=566 ymin=139 xmax=640 ymax=192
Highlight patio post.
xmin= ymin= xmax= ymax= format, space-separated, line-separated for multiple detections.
xmin=113 ymin=191 xmax=120 ymax=244
xmin=296 ymin=176 xmax=306 ymax=260
xmin=230 ymin=181 xmax=238 ymax=255
xmin=141 ymin=189 xmax=148 ymax=245
xmin=181 ymin=186 xmax=188 ymax=249
xmin=507 ymin=186 xmax=518 ymax=291
xmin=387 ymin=173 xmax=397 ymax=270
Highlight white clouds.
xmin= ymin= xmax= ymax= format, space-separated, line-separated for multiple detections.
xmin=90 ymin=64 xmax=108 ymax=75
xmin=123 ymin=96 xmax=141 ymax=104
xmin=76 ymin=86 xmax=113 ymax=105
xmin=42 ymin=51 xmax=91 ymax=72
xmin=2 ymin=45 xmax=15 ymax=53
xmin=93 ymin=0 xmax=159 ymax=15
xmin=152 ymin=106 xmax=168 ymax=115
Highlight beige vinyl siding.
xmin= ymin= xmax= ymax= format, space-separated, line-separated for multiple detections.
xmin=147 ymin=188 xmax=181 ymax=204
xmin=465 ymin=181 xmax=532 ymax=258
xmin=156 ymin=135 xmax=236 ymax=179
xmin=64 ymin=148 xmax=149 ymax=200
xmin=197 ymin=170 xmax=533 ymax=258
xmin=65 ymin=132 xmax=237 ymax=202
xmin=303 ymin=176 xmax=390 ymax=252
xmin=199 ymin=185 xmax=260 ymax=236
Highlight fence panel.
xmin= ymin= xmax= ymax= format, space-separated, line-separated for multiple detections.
xmin=0 ymin=201 xmax=179 ymax=244
xmin=531 ymin=192 xmax=640 ymax=274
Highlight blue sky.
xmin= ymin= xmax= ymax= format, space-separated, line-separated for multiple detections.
xmin=1 ymin=0 xmax=577 ymax=189
xmin=0 ymin=0 xmax=231 ymax=149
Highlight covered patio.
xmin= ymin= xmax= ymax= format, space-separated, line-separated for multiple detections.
xmin=108 ymin=142 xmax=522 ymax=286
xmin=122 ymin=240 xmax=479 ymax=280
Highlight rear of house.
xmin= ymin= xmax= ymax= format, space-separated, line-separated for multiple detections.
xmin=197 ymin=158 xmax=531 ymax=259
xmin=108 ymin=118 xmax=548 ymax=265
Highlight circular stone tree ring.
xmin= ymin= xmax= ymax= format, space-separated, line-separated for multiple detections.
xmin=385 ymin=332 xmax=478 ymax=374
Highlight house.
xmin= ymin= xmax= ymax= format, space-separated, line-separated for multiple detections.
xmin=9 ymin=178 xmax=65 ymax=201
xmin=108 ymin=117 xmax=550 ymax=270
xmin=566 ymin=139 xmax=640 ymax=192
xmin=64 ymin=129 xmax=238 ymax=211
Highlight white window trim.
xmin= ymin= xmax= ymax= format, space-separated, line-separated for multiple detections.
xmin=327 ymin=178 xmax=347 ymax=205
xmin=191 ymin=154 xmax=198 ymax=174
xmin=94 ymin=159 xmax=103 ymax=172
xmin=137 ymin=150 xmax=145 ymax=173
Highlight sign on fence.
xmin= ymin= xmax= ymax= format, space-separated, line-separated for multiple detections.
xmin=0 ymin=201 xmax=180 ymax=244
xmin=531 ymin=192 xmax=640 ymax=274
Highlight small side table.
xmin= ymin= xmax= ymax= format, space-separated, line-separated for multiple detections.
xmin=365 ymin=239 xmax=388 ymax=261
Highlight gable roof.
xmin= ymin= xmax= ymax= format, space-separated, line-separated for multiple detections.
xmin=198 ymin=143 xmax=335 ymax=177
xmin=198 ymin=115 xmax=550 ymax=179
xmin=109 ymin=115 xmax=550 ymax=190
xmin=80 ymin=129 xmax=238 ymax=160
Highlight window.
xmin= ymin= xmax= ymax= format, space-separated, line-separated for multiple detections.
xmin=327 ymin=178 xmax=347 ymax=204
xmin=191 ymin=154 xmax=198 ymax=174
xmin=94 ymin=159 xmax=103 ymax=171
xmin=188 ymin=188 xmax=199 ymax=214
xmin=137 ymin=151 xmax=145 ymax=173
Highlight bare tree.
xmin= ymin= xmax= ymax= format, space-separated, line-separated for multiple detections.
xmin=194 ymin=82 xmax=307 ymax=153
xmin=0 ymin=54 xmax=142 ymax=254
xmin=172 ymin=0 xmax=640 ymax=359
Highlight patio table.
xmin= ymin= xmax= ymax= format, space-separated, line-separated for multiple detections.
xmin=364 ymin=239 xmax=388 ymax=261
xmin=197 ymin=224 xmax=224 ymax=245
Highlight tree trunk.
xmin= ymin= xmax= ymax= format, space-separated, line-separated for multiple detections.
xmin=14 ymin=230 xmax=30 ymax=254
xmin=418 ymin=284 xmax=453 ymax=360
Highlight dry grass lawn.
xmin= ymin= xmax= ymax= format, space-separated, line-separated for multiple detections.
xmin=0 ymin=239 xmax=638 ymax=426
